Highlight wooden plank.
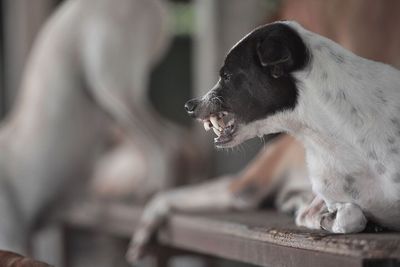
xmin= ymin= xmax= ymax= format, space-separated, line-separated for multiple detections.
xmin=57 ymin=200 xmax=142 ymax=239
xmin=160 ymin=212 xmax=400 ymax=267
xmin=57 ymin=200 xmax=400 ymax=267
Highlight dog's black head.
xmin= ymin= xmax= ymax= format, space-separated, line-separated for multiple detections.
xmin=185 ymin=22 xmax=310 ymax=148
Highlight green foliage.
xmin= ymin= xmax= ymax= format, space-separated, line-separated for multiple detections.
xmin=168 ymin=2 xmax=195 ymax=36
xmin=262 ymin=0 xmax=281 ymax=15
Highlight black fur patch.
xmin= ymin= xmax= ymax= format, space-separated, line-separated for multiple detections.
xmin=348 ymin=71 xmax=363 ymax=80
xmin=387 ymin=136 xmax=396 ymax=144
xmin=323 ymin=91 xmax=332 ymax=101
xmin=343 ymin=175 xmax=360 ymax=200
xmin=367 ymin=150 xmax=378 ymax=160
xmin=390 ymin=147 xmax=399 ymax=154
xmin=333 ymin=54 xmax=345 ymax=64
xmin=358 ymin=137 xmax=366 ymax=145
xmin=336 ymin=90 xmax=347 ymax=101
xmin=374 ymin=88 xmax=387 ymax=104
xmin=393 ymin=173 xmax=400 ymax=183
xmin=391 ymin=118 xmax=400 ymax=126
xmin=391 ymin=118 xmax=400 ymax=136
xmin=317 ymin=43 xmax=345 ymax=64
xmin=187 ymin=23 xmax=310 ymax=124
xmin=375 ymin=163 xmax=386 ymax=175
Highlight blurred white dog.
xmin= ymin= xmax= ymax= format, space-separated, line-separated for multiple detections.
xmin=0 ymin=0 xmax=185 ymax=257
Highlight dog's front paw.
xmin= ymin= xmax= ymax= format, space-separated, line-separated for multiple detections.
xmin=126 ymin=193 xmax=170 ymax=264
xmin=330 ymin=203 xmax=367 ymax=233
xmin=318 ymin=203 xmax=367 ymax=234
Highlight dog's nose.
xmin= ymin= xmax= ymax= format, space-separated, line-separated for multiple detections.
xmin=184 ymin=99 xmax=199 ymax=115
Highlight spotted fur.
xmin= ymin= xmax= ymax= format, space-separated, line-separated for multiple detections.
xmin=188 ymin=21 xmax=400 ymax=232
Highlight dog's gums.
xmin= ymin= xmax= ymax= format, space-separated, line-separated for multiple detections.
xmin=201 ymin=111 xmax=236 ymax=146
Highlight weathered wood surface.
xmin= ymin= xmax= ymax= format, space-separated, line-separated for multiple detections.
xmin=57 ymin=200 xmax=400 ymax=267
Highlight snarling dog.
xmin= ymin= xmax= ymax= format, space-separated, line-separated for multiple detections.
xmin=185 ymin=20 xmax=400 ymax=233
xmin=128 ymin=20 xmax=400 ymax=261
xmin=0 ymin=0 xmax=187 ymax=257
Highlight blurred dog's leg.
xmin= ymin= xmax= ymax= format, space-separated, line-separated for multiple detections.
xmin=80 ymin=0 xmax=182 ymax=191
xmin=126 ymin=176 xmax=247 ymax=262
xmin=127 ymin=135 xmax=312 ymax=263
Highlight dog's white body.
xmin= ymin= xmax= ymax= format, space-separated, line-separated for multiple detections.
xmin=239 ymin=22 xmax=400 ymax=231
xmin=0 ymin=0 xmax=181 ymax=253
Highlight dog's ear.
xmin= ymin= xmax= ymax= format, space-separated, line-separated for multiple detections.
xmin=256 ymin=37 xmax=292 ymax=78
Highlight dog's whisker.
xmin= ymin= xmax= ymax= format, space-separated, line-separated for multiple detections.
xmin=238 ymin=143 xmax=247 ymax=157
xmin=259 ymin=136 xmax=266 ymax=148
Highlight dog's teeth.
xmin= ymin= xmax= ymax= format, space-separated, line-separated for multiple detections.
xmin=203 ymin=121 xmax=211 ymax=131
xmin=210 ymin=116 xmax=222 ymax=131
xmin=213 ymin=128 xmax=221 ymax=136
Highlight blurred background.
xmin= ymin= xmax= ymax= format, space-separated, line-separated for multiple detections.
xmin=2 ymin=0 xmax=400 ymax=176
xmin=0 ymin=0 xmax=400 ymax=266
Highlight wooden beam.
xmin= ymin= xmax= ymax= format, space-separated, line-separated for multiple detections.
xmin=57 ymin=200 xmax=400 ymax=267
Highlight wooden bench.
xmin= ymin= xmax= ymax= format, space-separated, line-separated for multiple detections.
xmin=57 ymin=199 xmax=400 ymax=267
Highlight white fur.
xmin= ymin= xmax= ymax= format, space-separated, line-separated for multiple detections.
xmin=233 ymin=21 xmax=400 ymax=231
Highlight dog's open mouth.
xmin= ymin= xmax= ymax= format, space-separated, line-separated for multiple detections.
xmin=201 ymin=111 xmax=236 ymax=146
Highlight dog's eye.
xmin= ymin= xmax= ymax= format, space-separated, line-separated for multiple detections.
xmin=221 ymin=72 xmax=232 ymax=82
